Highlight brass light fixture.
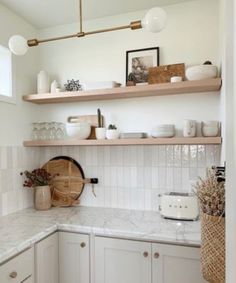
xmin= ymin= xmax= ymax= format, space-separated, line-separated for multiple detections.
xmin=8 ymin=0 xmax=167 ymax=56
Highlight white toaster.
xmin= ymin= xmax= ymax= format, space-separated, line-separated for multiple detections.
xmin=160 ymin=192 xmax=199 ymax=220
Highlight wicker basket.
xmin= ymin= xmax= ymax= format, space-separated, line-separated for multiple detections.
xmin=201 ymin=213 xmax=225 ymax=283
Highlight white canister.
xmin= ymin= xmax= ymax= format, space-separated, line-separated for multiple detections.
xmin=37 ymin=71 xmax=50 ymax=94
xmin=170 ymin=76 xmax=182 ymax=83
xmin=183 ymin=120 xmax=197 ymax=137
xmin=50 ymin=80 xmax=59 ymax=93
xmin=95 ymin=127 xmax=106 ymax=140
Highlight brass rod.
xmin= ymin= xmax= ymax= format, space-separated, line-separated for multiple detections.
xmin=84 ymin=24 xmax=131 ymax=36
xmin=27 ymin=20 xmax=142 ymax=47
xmin=37 ymin=32 xmax=84 ymax=44
xmin=79 ymin=0 xmax=83 ymax=33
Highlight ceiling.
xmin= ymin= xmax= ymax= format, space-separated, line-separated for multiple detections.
xmin=0 ymin=0 xmax=194 ymax=29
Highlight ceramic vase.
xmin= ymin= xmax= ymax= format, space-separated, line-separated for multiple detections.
xmin=37 ymin=70 xmax=50 ymax=94
xmin=34 ymin=185 xmax=51 ymax=210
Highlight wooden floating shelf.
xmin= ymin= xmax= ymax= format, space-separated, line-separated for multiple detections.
xmin=23 ymin=78 xmax=222 ymax=104
xmin=23 ymin=137 xmax=222 ymax=147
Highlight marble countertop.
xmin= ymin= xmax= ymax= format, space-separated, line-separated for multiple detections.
xmin=0 ymin=206 xmax=201 ymax=264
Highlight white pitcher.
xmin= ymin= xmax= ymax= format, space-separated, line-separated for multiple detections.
xmin=183 ymin=120 xmax=196 ymax=137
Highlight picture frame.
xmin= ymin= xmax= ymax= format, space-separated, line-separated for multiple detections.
xmin=126 ymin=47 xmax=160 ymax=84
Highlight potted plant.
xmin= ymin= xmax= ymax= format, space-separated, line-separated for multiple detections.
xmin=194 ymin=168 xmax=225 ymax=283
xmin=21 ymin=168 xmax=56 ymax=211
xmin=106 ymin=124 xmax=120 ymax=139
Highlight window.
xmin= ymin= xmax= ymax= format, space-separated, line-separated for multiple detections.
xmin=0 ymin=45 xmax=14 ymax=103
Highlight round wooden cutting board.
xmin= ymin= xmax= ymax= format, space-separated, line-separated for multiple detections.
xmin=42 ymin=156 xmax=85 ymax=207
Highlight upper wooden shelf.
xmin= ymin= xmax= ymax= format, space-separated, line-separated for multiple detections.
xmin=23 ymin=78 xmax=222 ymax=104
xmin=23 ymin=137 xmax=222 ymax=147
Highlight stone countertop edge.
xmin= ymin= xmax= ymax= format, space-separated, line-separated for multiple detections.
xmin=0 ymin=206 xmax=201 ymax=265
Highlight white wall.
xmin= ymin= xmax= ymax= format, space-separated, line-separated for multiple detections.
xmin=0 ymin=3 xmax=38 ymax=146
xmin=0 ymin=4 xmax=40 ymax=215
xmin=35 ymin=0 xmax=220 ymax=136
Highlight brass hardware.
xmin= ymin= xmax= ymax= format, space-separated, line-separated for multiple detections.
xmin=154 ymin=252 xmax=160 ymax=259
xmin=143 ymin=251 xmax=148 ymax=258
xmin=130 ymin=20 xmax=142 ymax=30
xmin=25 ymin=0 xmax=143 ymax=48
xmin=9 ymin=271 xmax=17 ymax=278
xmin=27 ymin=39 xmax=39 ymax=47
xmin=80 ymin=242 xmax=86 ymax=248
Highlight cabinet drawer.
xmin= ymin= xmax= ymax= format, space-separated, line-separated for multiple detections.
xmin=0 ymin=248 xmax=34 ymax=283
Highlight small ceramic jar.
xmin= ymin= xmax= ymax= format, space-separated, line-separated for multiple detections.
xmin=106 ymin=129 xmax=120 ymax=139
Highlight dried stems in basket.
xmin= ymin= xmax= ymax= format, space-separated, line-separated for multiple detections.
xmin=194 ymin=169 xmax=225 ymax=217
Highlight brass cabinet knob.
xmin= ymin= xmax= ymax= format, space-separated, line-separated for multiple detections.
xmin=80 ymin=242 xmax=86 ymax=248
xmin=9 ymin=271 xmax=17 ymax=278
xmin=143 ymin=251 xmax=149 ymax=258
xmin=154 ymin=252 xmax=160 ymax=259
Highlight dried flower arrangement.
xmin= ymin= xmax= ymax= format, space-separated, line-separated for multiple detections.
xmin=21 ymin=168 xmax=56 ymax=188
xmin=194 ymin=168 xmax=225 ymax=217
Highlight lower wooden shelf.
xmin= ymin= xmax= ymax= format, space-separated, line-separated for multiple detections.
xmin=23 ymin=137 xmax=222 ymax=147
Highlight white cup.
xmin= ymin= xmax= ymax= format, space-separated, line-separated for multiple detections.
xmin=170 ymin=76 xmax=182 ymax=83
xmin=183 ymin=120 xmax=197 ymax=137
xmin=95 ymin=127 xmax=106 ymax=139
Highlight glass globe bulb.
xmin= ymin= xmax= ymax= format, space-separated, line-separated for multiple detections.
xmin=142 ymin=7 xmax=167 ymax=33
xmin=8 ymin=35 xmax=29 ymax=56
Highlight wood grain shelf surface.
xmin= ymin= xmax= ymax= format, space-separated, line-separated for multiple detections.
xmin=23 ymin=137 xmax=222 ymax=147
xmin=23 ymin=78 xmax=222 ymax=104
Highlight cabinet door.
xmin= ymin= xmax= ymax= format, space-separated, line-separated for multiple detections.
xmin=59 ymin=232 xmax=90 ymax=283
xmin=152 ymin=243 xmax=206 ymax=283
xmin=35 ymin=233 xmax=58 ymax=283
xmin=95 ymin=237 xmax=152 ymax=283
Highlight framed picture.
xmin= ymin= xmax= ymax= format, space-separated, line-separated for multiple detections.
xmin=126 ymin=47 xmax=159 ymax=84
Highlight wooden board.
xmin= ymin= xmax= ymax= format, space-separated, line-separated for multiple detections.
xmin=42 ymin=156 xmax=85 ymax=207
xmin=68 ymin=115 xmax=104 ymax=139
xmin=148 ymin=63 xmax=185 ymax=84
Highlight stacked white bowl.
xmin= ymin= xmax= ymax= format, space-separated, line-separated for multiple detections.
xmin=201 ymin=121 xmax=219 ymax=137
xmin=151 ymin=124 xmax=175 ymax=138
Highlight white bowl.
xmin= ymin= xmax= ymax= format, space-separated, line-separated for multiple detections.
xmin=66 ymin=122 xmax=91 ymax=139
xmin=202 ymin=126 xmax=219 ymax=137
xmin=186 ymin=65 xmax=218 ymax=81
xmin=152 ymin=125 xmax=175 ymax=138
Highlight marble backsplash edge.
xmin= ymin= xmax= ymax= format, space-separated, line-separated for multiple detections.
xmin=0 ymin=145 xmax=221 ymax=215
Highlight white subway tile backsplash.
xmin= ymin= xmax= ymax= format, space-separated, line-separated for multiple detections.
xmin=0 ymin=144 xmax=221 ymax=215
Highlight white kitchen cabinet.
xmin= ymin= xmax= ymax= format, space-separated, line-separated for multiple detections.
xmin=59 ymin=232 xmax=90 ymax=283
xmin=0 ymin=248 xmax=34 ymax=283
xmin=35 ymin=233 xmax=59 ymax=283
xmin=152 ymin=243 xmax=206 ymax=283
xmin=94 ymin=236 xmax=152 ymax=283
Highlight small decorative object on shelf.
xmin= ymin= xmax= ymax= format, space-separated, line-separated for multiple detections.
xmin=106 ymin=124 xmax=120 ymax=139
xmin=64 ymin=79 xmax=82 ymax=92
xmin=37 ymin=70 xmax=50 ymax=94
xmin=126 ymin=73 xmax=137 ymax=86
xmin=21 ymin=168 xmax=58 ymax=211
xmin=50 ymin=80 xmax=60 ymax=93
xmin=194 ymin=167 xmax=225 ymax=283
xmin=96 ymin=108 xmax=106 ymax=140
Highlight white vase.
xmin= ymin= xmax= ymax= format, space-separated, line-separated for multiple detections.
xmin=34 ymin=185 xmax=51 ymax=210
xmin=37 ymin=71 xmax=50 ymax=94
xmin=95 ymin=127 xmax=106 ymax=139
xmin=50 ymin=80 xmax=59 ymax=93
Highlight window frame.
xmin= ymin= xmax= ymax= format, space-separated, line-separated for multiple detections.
xmin=0 ymin=44 xmax=15 ymax=104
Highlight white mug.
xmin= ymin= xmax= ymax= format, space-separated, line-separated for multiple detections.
xmin=183 ymin=120 xmax=196 ymax=137
xmin=95 ymin=127 xmax=106 ymax=139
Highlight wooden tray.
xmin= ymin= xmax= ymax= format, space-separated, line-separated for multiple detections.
xmin=42 ymin=156 xmax=95 ymax=207
xmin=148 ymin=63 xmax=185 ymax=84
